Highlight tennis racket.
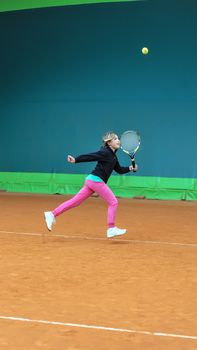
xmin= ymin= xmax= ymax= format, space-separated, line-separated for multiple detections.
xmin=120 ymin=130 xmax=141 ymax=172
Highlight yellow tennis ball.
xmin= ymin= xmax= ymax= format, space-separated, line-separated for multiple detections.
xmin=142 ymin=47 xmax=149 ymax=55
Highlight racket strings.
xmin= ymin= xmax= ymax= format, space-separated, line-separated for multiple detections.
xmin=120 ymin=132 xmax=140 ymax=154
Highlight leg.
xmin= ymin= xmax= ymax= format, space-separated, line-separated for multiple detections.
xmin=85 ymin=180 xmax=126 ymax=238
xmin=85 ymin=180 xmax=118 ymax=228
xmin=53 ymin=183 xmax=94 ymax=217
xmin=44 ymin=182 xmax=93 ymax=231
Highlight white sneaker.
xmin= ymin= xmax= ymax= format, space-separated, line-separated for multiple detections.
xmin=44 ymin=211 xmax=56 ymax=231
xmin=107 ymin=227 xmax=127 ymax=238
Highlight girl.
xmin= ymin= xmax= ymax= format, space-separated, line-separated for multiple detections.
xmin=44 ymin=131 xmax=138 ymax=238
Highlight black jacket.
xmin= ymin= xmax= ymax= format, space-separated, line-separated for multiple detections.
xmin=75 ymin=146 xmax=130 ymax=183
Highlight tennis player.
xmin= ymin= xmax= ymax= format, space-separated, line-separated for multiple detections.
xmin=44 ymin=132 xmax=138 ymax=238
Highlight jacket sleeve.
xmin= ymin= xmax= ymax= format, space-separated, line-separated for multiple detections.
xmin=114 ymin=159 xmax=130 ymax=174
xmin=75 ymin=150 xmax=106 ymax=163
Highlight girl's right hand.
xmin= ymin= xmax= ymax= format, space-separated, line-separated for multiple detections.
xmin=67 ymin=155 xmax=75 ymax=163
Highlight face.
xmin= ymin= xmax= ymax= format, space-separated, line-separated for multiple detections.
xmin=108 ymin=134 xmax=120 ymax=150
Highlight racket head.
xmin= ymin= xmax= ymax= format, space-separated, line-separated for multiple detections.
xmin=120 ymin=130 xmax=141 ymax=158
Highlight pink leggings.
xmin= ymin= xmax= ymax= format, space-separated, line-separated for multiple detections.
xmin=53 ymin=179 xmax=118 ymax=228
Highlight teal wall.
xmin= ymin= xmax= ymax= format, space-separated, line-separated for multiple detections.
xmin=0 ymin=0 xmax=197 ymax=178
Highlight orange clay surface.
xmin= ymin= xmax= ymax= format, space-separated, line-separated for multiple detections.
xmin=0 ymin=192 xmax=197 ymax=350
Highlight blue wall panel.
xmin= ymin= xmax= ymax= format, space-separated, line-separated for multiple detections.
xmin=0 ymin=0 xmax=196 ymax=177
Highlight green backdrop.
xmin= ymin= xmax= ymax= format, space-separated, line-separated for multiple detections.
xmin=0 ymin=0 xmax=140 ymax=12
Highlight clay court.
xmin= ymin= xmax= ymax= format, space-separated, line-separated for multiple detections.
xmin=0 ymin=192 xmax=196 ymax=349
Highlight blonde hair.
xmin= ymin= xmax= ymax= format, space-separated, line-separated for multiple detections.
xmin=102 ymin=131 xmax=117 ymax=145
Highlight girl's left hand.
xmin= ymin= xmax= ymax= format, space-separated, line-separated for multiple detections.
xmin=67 ymin=155 xmax=75 ymax=163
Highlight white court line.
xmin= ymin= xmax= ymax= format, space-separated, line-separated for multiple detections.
xmin=0 ymin=229 xmax=197 ymax=248
xmin=0 ymin=315 xmax=196 ymax=340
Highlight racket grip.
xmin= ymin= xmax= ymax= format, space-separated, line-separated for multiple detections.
xmin=131 ymin=158 xmax=137 ymax=172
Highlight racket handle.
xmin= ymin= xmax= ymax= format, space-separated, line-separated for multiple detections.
xmin=131 ymin=157 xmax=137 ymax=172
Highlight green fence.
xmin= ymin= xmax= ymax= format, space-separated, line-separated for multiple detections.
xmin=0 ymin=0 xmax=140 ymax=13
xmin=0 ymin=172 xmax=196 ymax=200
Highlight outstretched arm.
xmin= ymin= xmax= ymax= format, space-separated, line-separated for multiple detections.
xmin=67 ymin=150 xmax=106 ymax=164
xmin=74 ymin=150 xmax=106 ymax=163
